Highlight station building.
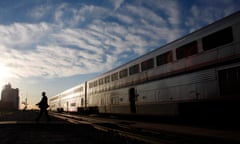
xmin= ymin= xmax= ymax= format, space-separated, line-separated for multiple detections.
xmin=0 ymin=83 xmax=19 ymax=110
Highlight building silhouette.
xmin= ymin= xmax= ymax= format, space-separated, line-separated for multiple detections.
xmin=0 ymin=83 xmax=19 ymax=110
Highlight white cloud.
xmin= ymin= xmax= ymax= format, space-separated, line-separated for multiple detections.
xmin=109 ymin=0 xmax=124 ymax=10
xmin=3 ymin=44 xmax=113 ymax=79
xmin=0 ymin=22 xmax=51 ymax=49
xmin=115 ymin=13 xmax=134 ymax=24
xmin=54 ymin=3 xmax=110 ymax=27
xmin=141 ymin=0 xmax=181 ymax=25
xmin=124 ymin=4 xmax=167 ymax=26
xmin=1 ymin=1 xmax=185 ymax=81
xmin=0 ymin=22 xmax=122 ymax=79
xmin=186 ymin=0 xmax=240 ymax=32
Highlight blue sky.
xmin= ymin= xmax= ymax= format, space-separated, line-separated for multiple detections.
xmin=0 ymin=0 xmax=239 ymax=108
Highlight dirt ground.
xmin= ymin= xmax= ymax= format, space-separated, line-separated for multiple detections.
xmin=0 ymin=111 xmax=143 ymax=144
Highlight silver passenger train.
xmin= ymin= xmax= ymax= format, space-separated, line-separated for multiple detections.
xmin=50 ymin=11 xmax=240 ymax=117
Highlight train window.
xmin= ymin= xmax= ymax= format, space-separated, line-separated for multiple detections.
xmin=202 ymin=27 xmax=233 ymax=51
xmin=176 ymin=41 xmax=198 ymax=60
xmin=111 ymin=96 xmax=119 ymax=104
xmin=105 ymin=76 xmax=110 ymax=83
xmin=94 ymin=80 xmax=98 ymax=87
xmin=156 ymin=51 xmax=173 ymax=66
xmin=89 ymin=82 xmax=94 ymax=88
xmin=129 ymin=64 xmax=139 ymax=75
xmin=99 ymin=78 xmax=104 ymax=85
xmin=111 ymin=72 xmax=118 ymax=81
xmin=119 ymin=69 xmax=128 ymax=78
xmin=141 ymin=58 xmax=154 ymax=71
xmin=71 ymin=103 xmax=76 ymax=106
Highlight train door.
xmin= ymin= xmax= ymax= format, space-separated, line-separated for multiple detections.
xmin=129 ymin=88 xmax=137 ymax=113
xmin=100 ymin=95 xmax=106 ymax=112
xmin=218 ymin=66 xmax=240 ymax=99
xmin=81 ymin=98 xmax=84 ymax=107
xmin=66 ymin=101 xmax=69 ymax=112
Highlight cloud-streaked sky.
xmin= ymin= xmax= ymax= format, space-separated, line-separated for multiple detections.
xmin=1 ymin=0 xmax=239 ymax=107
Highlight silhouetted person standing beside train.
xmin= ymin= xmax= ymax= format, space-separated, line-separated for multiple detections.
xmin=35 ymin=91 xmax=51 ymax=121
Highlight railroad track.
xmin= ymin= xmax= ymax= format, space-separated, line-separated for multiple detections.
xmin=50 ymin=112 xmax=240 ymax=144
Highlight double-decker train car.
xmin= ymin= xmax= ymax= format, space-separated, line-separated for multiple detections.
xmin=50 ymin=83 xmax=86 ymax=112
xmin=50 ymin=11 xmax=240 ymax=117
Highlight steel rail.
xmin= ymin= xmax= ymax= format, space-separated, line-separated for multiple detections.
xmin=50 ymin=112 xmax=240 ymax=144
xmin=50 ymin=112 xmax=168 ymax=144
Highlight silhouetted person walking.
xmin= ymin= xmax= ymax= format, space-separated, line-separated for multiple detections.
xmin=35 ymin=91 xmax=50 ymax=121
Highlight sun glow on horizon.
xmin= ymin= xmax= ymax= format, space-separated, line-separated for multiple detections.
xmin=0 ymin=64 xmax=12 ymax=87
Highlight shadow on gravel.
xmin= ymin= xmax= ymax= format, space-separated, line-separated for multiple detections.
xmin=0 ymin=123 xmax=144 ymax=144
xmin=0 ymin=111 xmax=145 ymax=144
